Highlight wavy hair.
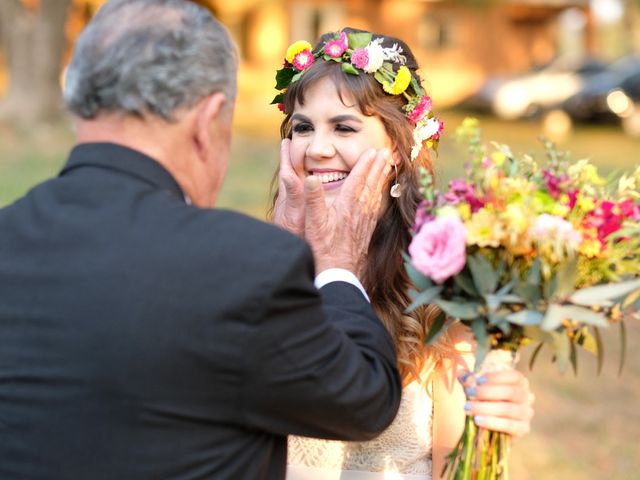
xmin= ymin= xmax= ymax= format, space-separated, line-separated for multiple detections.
xmin=270 ymin=28 xmax=454 ymax=384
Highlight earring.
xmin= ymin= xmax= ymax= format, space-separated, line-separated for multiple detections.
xmin=390 ymin=163 xmax=402 ymax=198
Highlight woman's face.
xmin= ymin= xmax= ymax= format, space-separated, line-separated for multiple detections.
xmin=289 ymin=76 xmax=392 ymax=207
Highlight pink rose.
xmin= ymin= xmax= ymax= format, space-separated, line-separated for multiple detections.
xmin=351 ymin=48 xmax=369 ymax=70
xmin=408 ymin=216 xmax=467 ymax=284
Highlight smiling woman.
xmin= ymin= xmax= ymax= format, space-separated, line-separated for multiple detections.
xmin=268 ymin=27 xmax=536 ymax=480
xmin=288 ymin=77 xmax=391 ymax=206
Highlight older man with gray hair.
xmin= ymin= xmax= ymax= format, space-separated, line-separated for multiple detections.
xmin=0 ymin=1 xmax=400 ymax=479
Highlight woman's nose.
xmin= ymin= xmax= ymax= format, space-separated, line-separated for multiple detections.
xmin=306 ymin=132 xmax=336 ymax=159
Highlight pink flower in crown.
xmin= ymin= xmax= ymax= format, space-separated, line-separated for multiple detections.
xmin=324 ymin=32 xmax=348 ymax=58
xmin=409 ymin=216 xmax=467 ymax=284
xmin=351 ymin=48 xmax=369 ymax=70
xmin=292 ymin=49 xmax=314 ymax=71
xmin=407 ymin=96 xmax=433 ymax=124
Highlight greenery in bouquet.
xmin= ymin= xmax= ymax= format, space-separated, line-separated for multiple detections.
xmin=405 ymin=117 xmax=640 ymax=479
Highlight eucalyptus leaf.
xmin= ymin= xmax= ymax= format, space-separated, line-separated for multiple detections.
xmin=405 ymin=285 xmax=443 ymax=313
xmin=618 ymin=321 xmax=627 ymax=377
xmin=542 ymin=304 xmax=608 ymax=331
xmin=346 ymin=32 xmax=373 ymax=49
xmin=569 ymin=337 xmax=578 ymax=376
xmin=553 ymin=258 xmax=577 ymax=300
xmin=506 ymin=309 xmax=544 ymax=326
xmin=434 ymin=299 xmax=480 ymax=320
xmin=594 ymin=327 xmax=604 ymax=375
xmin=341 ymin=62 xmax=359 ymax=75
xmin=467 ymin=253 xmax=498 ymax=295
xmin=453 ymin=272 xmax=479 ymax=297
xmin=424 ymin=311 xmax=456 ymax=346
xmin=551 ymin=330 xmax=571 ymax=373
xmin=515 ymin=282 xmax=541 ymax=305
xmin=404 ymin=255 xmax=433 ymax=291
xmin=622 ymin=287 xmax=640 ymax=309
xmin=529 ymin=342 xmax=544 ymax=371
xmin=471 ymin=317 xmax=490 ymax=369
xmin=569 ymin=279 xmax=640 ymax=306
xmin=527 ymin=257 xmax=541 ymax=285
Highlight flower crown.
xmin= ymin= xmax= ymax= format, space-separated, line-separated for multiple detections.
xmin=272 ymin=30 xmax=444 ymax=161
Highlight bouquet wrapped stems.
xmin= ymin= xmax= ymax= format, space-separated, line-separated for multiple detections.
xmin=444 ymin=349 xmax=518 ymax=480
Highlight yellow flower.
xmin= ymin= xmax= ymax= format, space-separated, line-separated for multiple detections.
xmin=285 ymin=41 xmax=313 ymax=63
xmin=457 ymin=203 xmax=472 ymax=221
xmin=576 ymin=193 xmax=596 ymax=212
xmin=579 ymin=238 xmax=602 ymax=258
xmin=382 ymin=66 xmax=411 ymax=95
xmin=503 ymin=203 xmax=529 ymax=233
xmin=550 ymin=203 xmax=570 ymax=217
xmin=568 ymin=159 xmax=605 ymax=186
xmin=491 ymin=151 xmax=506 ymax=167
xmin=465 ymin=208 xmax=504 ymax=248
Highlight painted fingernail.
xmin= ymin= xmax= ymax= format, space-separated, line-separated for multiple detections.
xmin=458 ymin=371 xmax=473 ymax=384
xmin=381 ymin=148 xmax=390 ymax=160
xmin=476 ymin=375 xmax=488 ymax=385
xmin=465 ymin=387 xmax=477 ymax=398
xmin=474 ymin=415 xmax=487 ymax=426
xmin=464 ymin=402 xmax=473 ymax=412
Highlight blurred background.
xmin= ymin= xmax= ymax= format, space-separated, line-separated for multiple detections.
xmin=0 ymin=1 xmax=639 ymax=478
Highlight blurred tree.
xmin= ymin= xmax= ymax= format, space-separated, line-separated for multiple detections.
xmin=0 ymin=0 xmax=71 ymax=125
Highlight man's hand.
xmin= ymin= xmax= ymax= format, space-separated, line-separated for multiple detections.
xmin=304 ymin=148 xmax=391 ymax=276
xmin=272 ymin=139 xmax=305 ymax=236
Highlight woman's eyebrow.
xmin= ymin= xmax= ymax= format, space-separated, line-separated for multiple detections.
xmin=329 ymin=114 xmax=363 ymax=124
xmin=291 ymin=113 xmax=311 ymax=122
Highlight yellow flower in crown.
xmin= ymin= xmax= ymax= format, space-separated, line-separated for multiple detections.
xmin=382 ymin=65 xmax=411 ymax=95
xmin=285 ymin=41 xmax=313 ymax=63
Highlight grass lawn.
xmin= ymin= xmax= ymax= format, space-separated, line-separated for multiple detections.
xmin=1 ymin=111 xmax=639 ymax=479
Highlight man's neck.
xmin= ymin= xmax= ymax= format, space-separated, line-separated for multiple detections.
xmin=73 ymin=114 xmax=203 ymax=206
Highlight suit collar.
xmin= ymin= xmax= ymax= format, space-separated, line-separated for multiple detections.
xmin=60 ymin=142 xmax=186 ymax=201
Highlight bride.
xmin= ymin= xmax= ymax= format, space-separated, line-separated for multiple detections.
xmin=270 ymin=28 xmax=535 ymax=479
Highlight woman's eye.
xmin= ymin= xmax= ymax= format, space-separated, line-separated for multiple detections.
xmin=335 ymin=124 xmax=356 ymax=133
xmin=292 ymin=123 xmax=312 ymax=134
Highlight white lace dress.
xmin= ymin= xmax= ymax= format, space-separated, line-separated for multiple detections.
xmin=286 ymin=377 xmax=433 ymax=480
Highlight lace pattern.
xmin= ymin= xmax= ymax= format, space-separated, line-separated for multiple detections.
xmin=288 ymin=378 xmax=433 ymax=477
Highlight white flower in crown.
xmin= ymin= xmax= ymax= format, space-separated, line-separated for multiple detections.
xmin=411 ymin=117 xmax=442 ymax=161
xmin=383 ymin=43 xmax=407 ymax=65
xmin=363 ymin=38 xmax=385 ymax=73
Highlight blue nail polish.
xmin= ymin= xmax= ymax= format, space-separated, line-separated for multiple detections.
xmin=474 ymin=415 xmax=486 ymax=425
xmin=458 ymin=371 xmax=472 ymax=383
xmin=464 ymin=402 xmax=472 ymax=412
xmin=465 ymin=386 xmax=477 ymax=397
xmin=476 ymin=375 xmax=488 ymax=385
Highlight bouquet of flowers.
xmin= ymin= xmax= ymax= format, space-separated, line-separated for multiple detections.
xmin=405 ymin=118 xmax=640 ymax=479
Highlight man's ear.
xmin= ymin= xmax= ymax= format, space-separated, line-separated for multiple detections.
xmin=193 ymin=92 xmax=227 ymax=162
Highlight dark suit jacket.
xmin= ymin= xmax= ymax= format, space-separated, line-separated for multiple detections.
xmin=0 ymin=143 xmax=401 ymax=480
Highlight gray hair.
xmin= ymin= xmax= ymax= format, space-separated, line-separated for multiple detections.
xmin=63 ymin=0 xmax=237 ymax=120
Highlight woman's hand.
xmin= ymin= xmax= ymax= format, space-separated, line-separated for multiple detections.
xmin=458 ymin=369 xmax=535 ymax=438
xmin=272 ymin=139 xmax=306 ymax=236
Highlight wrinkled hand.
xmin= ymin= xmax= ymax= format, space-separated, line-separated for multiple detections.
xmin=458 ymin=369 xmax=535 ymax=438
xmin=272 ymin=139 xmax=305 ymax=236
xmin=304 ymin=148 xmax=391 ymax=275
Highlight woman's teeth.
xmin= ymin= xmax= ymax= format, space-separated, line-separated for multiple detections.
xmin=316 ymin=172 xmax=348 ymax=184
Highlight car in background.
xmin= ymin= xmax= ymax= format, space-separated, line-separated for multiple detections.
xmin=458 ymin=55 xmax=609 ymax=120
xmin=559 ymin=54 xmax=640 ymax=123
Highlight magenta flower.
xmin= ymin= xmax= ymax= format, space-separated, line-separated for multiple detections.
xmin=292 ymin=50 xmax=314 ymax=71
xmin=412 ymin=199 xmax=435 ymax=233
xmin=409 ymin=216 xmax=467 ymax=284
xmin=324 ymin=32 xmax=348 ymax=58
xmin=443 ymin=179 xmax=484 ymax=212
xmin=407 ymin=96 xmax=433 ymax=124
xmin=351 ymin=48 xmax=369 ymax=70
xmin=542 ymin=169 xmax=569 ymax=199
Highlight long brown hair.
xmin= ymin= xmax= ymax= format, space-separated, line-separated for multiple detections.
xmin=270 ymin=28 xmax=449 ymax=384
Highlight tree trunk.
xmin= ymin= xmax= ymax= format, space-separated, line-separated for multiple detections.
xmin=0 ymin=0 xmax=72 ymax=126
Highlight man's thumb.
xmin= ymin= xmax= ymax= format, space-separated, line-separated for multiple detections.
xmin=304 ymin=176 xmax=327 ymax=224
